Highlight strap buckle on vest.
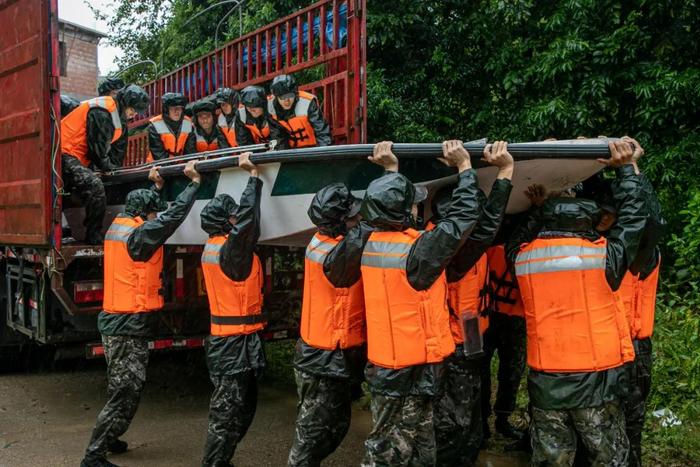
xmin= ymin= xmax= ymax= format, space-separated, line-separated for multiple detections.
xmin=210 ymin=313 xmax=267 ymax=326
xmin=288 ymin=127 xmax=309 ymax=144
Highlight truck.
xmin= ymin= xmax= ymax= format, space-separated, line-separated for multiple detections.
xmin=0 ymin=0 xmax=367 ymax=359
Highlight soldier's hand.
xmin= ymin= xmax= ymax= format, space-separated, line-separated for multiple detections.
xmin=368 ymin=141 xmax=399 ymax=172
xmin=484 ymin=141 xmax=514 ymax=180
xmin=439 ymin=140 xmax=472 ymax=173
xmin=148 ymin=167 xmax=165 ymax=190
xmin=238 ymin=152 xmax=258 ymax=177
xmin=184 ymin=160 xmax=201 ymax=184
xmin=599 ymin=140 xmax=634 ymax=168
xmin=622 ymin=136 xmax=645 ymax=163
xmin=525 ymin=184 xmax=547 ymax=207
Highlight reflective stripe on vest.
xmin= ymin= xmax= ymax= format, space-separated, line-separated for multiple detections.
xmin=201 ymin=236 xmax=265 ymax=336
xmin=103 ymin=217 xmax=164 ymax=313
xmin=147 ymin=116 xmax=192 ymax=161
xmin=515 ymin=237 xmax=634 ymax=372
xmin=486 ymin=245 xmax=525 ymax=317
xmin=238 ymin=107 xmax=269 ymax=144
xmin=217 ymin=113 xmax=238 ymax=147
xmin=61 ymin=96 xmax=123 ymax=167
xmin=361 ymin=229 xmax=455 ymax=369
xmin=268 ymin=91 xmax=317 ymax=148
xmin=301 ymin=233 xmax=366 ymax=350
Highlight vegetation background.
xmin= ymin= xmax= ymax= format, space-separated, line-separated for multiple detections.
xmin=96 ymin=0 xmax=700 ymax=463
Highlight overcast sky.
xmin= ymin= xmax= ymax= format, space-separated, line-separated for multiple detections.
xmin=57 ymin=0 xmax=122 ymax=75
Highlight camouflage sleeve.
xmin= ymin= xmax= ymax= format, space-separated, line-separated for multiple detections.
xmin=86 ymin=108 xmax=117 ymax=171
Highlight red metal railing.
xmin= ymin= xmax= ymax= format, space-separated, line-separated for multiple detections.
xmin=126 ymin=0 xmax=366 ymax=166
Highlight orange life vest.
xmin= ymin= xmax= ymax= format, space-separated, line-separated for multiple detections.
xmin=238 ymin=107 xmax=270 ymax=144
xmin=201 ymin=235 xmax=265 ymax=336
xmin=636 ymin=261 xmax=660 ymax=339
xmin=515 ymin=236 xmax=635 ymax=372
xmin=267 ymin=91 xmax=318 ymax=148
xmin=217 ymin=113 xmax=238 ymax=147
xmin=194 ymin=129 xmax=220 ymax=152
xmin=486 ymin=245 xmax=525 ymax=318
xmin=615 ymin=261 xmax=660 ymax=340
xmin=146 ymin=115 xmax=193 ymax=162
xmin=361 ymin=229 xmax=455 ymax=369
xmin=447 ymin=254 xmax=490 ymax=343
xmin=103 ymin=216 xmax=164 ymax=313
xmin=300 ymin=233 xmax=366 ymax=350
xmin=424 ymin=221 xmax=489 ymax=342
xmin=61 ymin=96 xmax=123 ymax=167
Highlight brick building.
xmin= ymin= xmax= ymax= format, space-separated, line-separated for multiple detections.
xmin=59 ymin=19 xmax=106 ymax=100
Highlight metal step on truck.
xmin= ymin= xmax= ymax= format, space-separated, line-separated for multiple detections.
xmin=0 ymin=0 xmax=367 ymax=359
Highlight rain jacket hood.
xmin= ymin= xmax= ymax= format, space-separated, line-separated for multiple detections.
xmin=98 ymin=77 xmax=125 ymax=96
xmin=124 ymin=189 xmax=167 ymax=219
xmin=539 ymin=198 xmax=601 ymax=235
xmin=308 ymin=183 xmax=361 ymax=237
xmin=201 ymin=194 xmax=239 ymax=235
xmin=361 ymin=172 xmax=418 ymax=231
xmin=117 ymin=84 xmax=150 ymax=114
xmin=161 ymin=92 xmax=187 ymax=115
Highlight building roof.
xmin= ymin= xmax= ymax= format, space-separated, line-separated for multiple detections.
xmin=59 ymin=18 xmax=107 ymax=39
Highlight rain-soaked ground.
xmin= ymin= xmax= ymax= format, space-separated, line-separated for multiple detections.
xmin=0 ymin=349 xmax=529 ymax=467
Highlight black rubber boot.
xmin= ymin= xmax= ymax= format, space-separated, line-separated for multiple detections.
xmin=108 ymin=438 xmax=128 ymax=454
xmin=495 ymin=415 xmax=525 ymax=439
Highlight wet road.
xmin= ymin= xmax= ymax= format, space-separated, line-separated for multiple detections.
xmin=0 ymin=352 xmax=529 ymax=467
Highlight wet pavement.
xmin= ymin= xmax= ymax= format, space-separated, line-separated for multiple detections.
xmin=0 ymin=352 xmax=529 ymax=466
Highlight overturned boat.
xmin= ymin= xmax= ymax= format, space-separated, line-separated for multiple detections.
xmin=64 ymin=138 xmax=613 ymax=247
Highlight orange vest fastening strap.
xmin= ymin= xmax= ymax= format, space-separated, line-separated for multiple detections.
xmin=515 ymin=237 xmax=635 ymax=373
xmin=201 ymin=236 xmax=265 ymax=337
xmin=486 ymin=245 xmax=525 ymax=318
xmin=300 ymin=233 xmax=366 ymax=350
xmin=447 ymin=253 xmax=490 ymax=343
xmin=103 ymin=216 xmax=164 ymax=313
xmin=360 ymin=229 xmax=455 ymax=369
xmin=61 ymin=96 xmax=123 ymax=167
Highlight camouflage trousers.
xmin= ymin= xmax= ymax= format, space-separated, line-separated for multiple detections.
xmin=434 ymin=353 xmax=482 ymax=467
xmin=84 ymin=335 xmax=149 ymax=461
xmin=202 ymin=371 xmax=258 ymax=467
xmin=288 ymin=370 xmax=352 ymax=467
xmin=624 ymin=338 xmax=652 ymax=467
xmin=481 ymin=313 xmax=526 ymax=420
xmin=362 ymin=394 xmax=435 ymax=467
xmin=531 ymin=401 xmax=629 ymax=466
xmin=62 ymin=154 xmax=106 ymax=244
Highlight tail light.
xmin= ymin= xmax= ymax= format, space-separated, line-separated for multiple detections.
xmin=74 ymin=281 xmax=104 ymax=304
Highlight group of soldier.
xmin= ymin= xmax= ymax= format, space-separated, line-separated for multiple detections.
xmin=62 ymin=76 xmax=662 ymax=467
xmin=60 ymin=73 xmax=330 ymax=246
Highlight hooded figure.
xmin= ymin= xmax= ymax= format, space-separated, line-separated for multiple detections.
xmin=506 ymin=141 xmax=648 ymax=467
xmin=427 ymin=145 xmax=516 ymax=467
xmin=288 ymin=183 xmax=367 ymax=467
xmin=358 ymin=140 xmax=481 ymax=467
xmin=98 ymin=77 xmax=125 ymax=97
xmin=147 ymin=92 xmax=192 ymax=161
xmin=60 ymin=83 xmax=150 ymax=244
xmin=268 ymin=74 xmax=331 ymax=149
xmin=185 ymin=100 xmax=230 ymax=154
xmin=215 ymin=87 xmax=240 ymax=147
xmin=60 ymin=95 xmax=81 ymax=117
xmin=236 ymin=86 xmax=270 ymax=146
xmin=81 ymin=163 xmax=201 ymax=467
xmin=198 ymin=154 xmax=265 ymax=467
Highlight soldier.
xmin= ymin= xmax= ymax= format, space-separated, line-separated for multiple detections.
xmin=236 ymin=86 xmax=270 ymax=146
xmin=359 ymin=140 xmax=482 ymax=466
xmin=288 ymin=183 xmax=368 ymax=467
xmin=60 ymin=84 xmax=149 ymax=244
xmin=199 ymin=153 xmax=265 ymax=467
xmin=432 ymin=141 xmax=515 ymax=466
xmin=146 ymin=92 xmax=192 ymax=161
xmin=80 ymin=161 xmax=201 ymax=467
xmin=215 ymin=87 xmax=240 ymax=147
xmin=185 ymin=100 xmax=230 ymax=154
xmin=268 ymin=74 xmax=331 ymax=149
xmin=506 ymin=140 xmax=647 ymax=466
